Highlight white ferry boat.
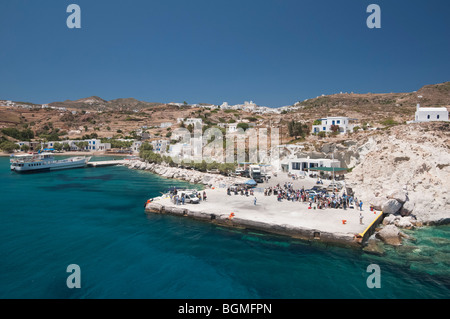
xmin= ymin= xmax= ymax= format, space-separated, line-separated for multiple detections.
xmin=10 ymin=152 xmax=91 ymax=173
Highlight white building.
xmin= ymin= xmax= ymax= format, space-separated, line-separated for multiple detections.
xmin=132 ymin=141 xmax=142 ymax=153
xmin=311 ymin=116 xmax=356 ymax=134
xmin=220 ymin=102 xmax=230 ymax=110
xmin=282 ymin=156 xmax=341 ymax=174
xmin=227 ymin=123 xmax=238 ymax=133
xmin=96 ymin=142 xmax=111 ymax=151
xmin=410 ymin=104 xmax=449 ymax=123
xmin=63 ymin=139 xmax=111 ymax=151
xmin=151 ymin=139 xmax=170 ymax=154
xmin=15 ymin=141 xmax=31 ymax=149
xmin=86 ymin=139 xmax=100 ymax=151
xmin=160 ymin=122 xmax=173 ymax=128
xmin=183 ymin=118 xmax=203 ymax=128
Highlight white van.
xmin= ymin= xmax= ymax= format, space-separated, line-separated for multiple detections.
xmin=180 ymin=192 xmax=200 ymax=204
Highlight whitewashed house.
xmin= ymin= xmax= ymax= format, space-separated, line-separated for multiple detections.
xmin=183 ymin=118 xmax=203 ymax=128
xmin=132 ymin=141 xmax=142 ymax=153
xmin=15 ymin=141 xmax=31 ymax=149
xmin=311 ymin=116 xmax=356 ymax=134
xmin=227 ymin=123 xmax=238 ymax=133
xmin=151 ymin=139 xmax=170 ymax=154
xmin=81 ymin=139 xmax=111 ymax=151
xmin=160 ymin=122 xmax=173 ymax=128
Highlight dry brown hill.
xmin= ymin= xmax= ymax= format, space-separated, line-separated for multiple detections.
xmin=1 ymin=81 xmax=448 ymax=143
xmin=49 ymin=96 xmax=163 ymax=112
xmin=288 ymin=81 xmax=450 ymax=125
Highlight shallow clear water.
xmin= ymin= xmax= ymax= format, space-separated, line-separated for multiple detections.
xmin=0 ymin=156 xmax=448 ymax=298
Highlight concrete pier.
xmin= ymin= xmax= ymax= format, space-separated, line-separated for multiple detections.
xmin=87 ymin=160 xmax=127 ymax=167
xmin=145 ymin=188 xmax=383 ymax=248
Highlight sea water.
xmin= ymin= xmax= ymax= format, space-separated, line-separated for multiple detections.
xmin=0 ymin=157 xmax=448 ymax=298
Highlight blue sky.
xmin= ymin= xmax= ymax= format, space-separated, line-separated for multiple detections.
xmin=0 ymin=0 xmax=449 ymax=107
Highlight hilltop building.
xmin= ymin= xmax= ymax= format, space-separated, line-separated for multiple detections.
xmin=160 ymin=122 xmax=172 ymax=128
xmin=409 ymin=104 xmax=449 ymax=123
xmin=182 ymin=118 xmax=203 ymax=128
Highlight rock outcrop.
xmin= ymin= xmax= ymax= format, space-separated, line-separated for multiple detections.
xmin=376 ymin=225 xmax=404 ymax=246
xmin=382 ymin=214 xmax=417 ymax=229
xmin=345 ymin=122 xmax=450 ymax=225
xmin=124 ymin=160 xmax=247 ymax=187
xmin=382 ymin=199 xmax=403 ymax=215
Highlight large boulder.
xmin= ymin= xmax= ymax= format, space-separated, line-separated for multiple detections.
xmin=382 ymin=199 xmax=402 ymax=214
xmin=382 ymin=214 xmax=397 ymax=225
xmin=395 ymin=216 xmax=415 ymax=229
xmin=400 ymin=200 xmax=415 ymax=216
xmin=370 ymin=197 xmax=385 ymax=211
xmin=376 ymin=225 xmax=403 ymax=246
xmin=387 ymin=190 xmax=408 ymax=204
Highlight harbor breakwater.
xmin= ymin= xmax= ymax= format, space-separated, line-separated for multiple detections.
xmin=145 ymin=201 xmax=366 ymax=248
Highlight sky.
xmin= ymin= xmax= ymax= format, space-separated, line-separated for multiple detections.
xmin=0 ymin=0 xmax=449 ymax=107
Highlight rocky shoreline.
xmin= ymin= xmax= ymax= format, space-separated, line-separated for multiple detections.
xmin=123 ymin=159 xmax=247 ymax=187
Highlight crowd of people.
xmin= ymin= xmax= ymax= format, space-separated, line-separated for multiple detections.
xmin=226 ymin=185 xmax=254 ymax=196
xmin=263 ymin=182 xmax=363 ymax=211
xmin=223 ymin=181 xmax=364 ymax=212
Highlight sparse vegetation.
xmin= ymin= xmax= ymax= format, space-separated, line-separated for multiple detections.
xmin=0 ymin=140 xmax=20 ymax=153
xmin=380 ymin=118 xmax=399 ymax=126
xmin=1 ymin=128 xmax=34 ymax=141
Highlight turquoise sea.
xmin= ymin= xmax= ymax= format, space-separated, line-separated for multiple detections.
xmin=0 ymin=156 xmax=449 ymax=299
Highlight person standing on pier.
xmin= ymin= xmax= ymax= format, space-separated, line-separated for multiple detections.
xmin=254 ymin=197 xmax=257 ymax=206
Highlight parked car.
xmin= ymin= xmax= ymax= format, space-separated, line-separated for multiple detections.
xmin=326 ymin=182 xmax=343 ymax=192
xmin=307 ymin=190 xmax=320 ymax=197
xmin=180 ymin=192 xmax=200 ymax=204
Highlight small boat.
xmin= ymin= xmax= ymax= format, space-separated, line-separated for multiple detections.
xmin=10 ymin=152 xmax=90 ymax=173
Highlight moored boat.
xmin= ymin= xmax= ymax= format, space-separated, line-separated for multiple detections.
xmin=10 ymin=152 xmax=90 ymax=172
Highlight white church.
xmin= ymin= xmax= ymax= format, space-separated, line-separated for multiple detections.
xmin=409 ymin=104 xmax=449 ymax=123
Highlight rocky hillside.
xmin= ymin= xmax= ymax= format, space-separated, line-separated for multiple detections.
xmin=287 ymin=81 xmax=450 ymax=125
xmin=345 ymin=122 xmax=450 ymax=225
xmin=281 ymin=121 xmax=450 ymax=225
